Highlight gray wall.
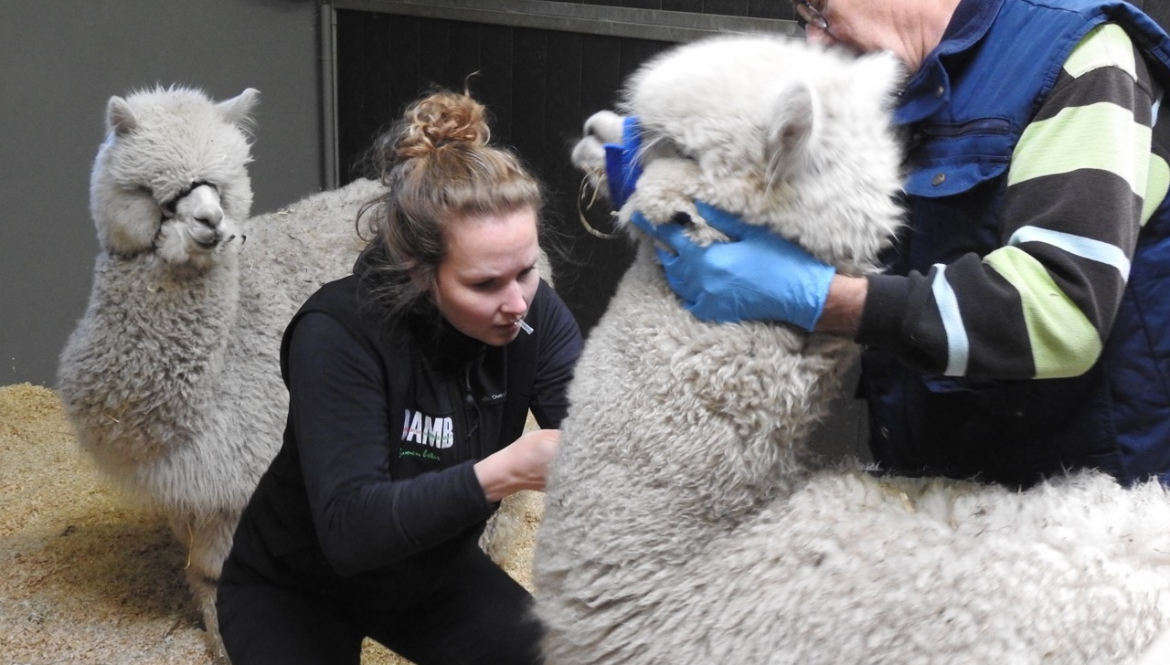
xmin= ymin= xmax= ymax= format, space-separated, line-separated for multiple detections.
xmin=0 ymin=0 xmax=325 ymax=388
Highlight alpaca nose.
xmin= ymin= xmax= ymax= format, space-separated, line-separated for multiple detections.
xmin=187 ymin=185 xmax=223 ymax=229
xmin=194 ymin=205 xmax=224 ymax=230
xmin=175 ymin=184 xmax=227 ymax=247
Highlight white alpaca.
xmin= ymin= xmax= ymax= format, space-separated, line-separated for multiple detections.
xmin=533 ymin=35 xmax=1170 ymax=664
xmin=56 ymin=85 xmax=383 ymax=656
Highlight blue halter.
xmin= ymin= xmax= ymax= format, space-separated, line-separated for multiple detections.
xmin=603 ymin=115 xmax=644 ymax=209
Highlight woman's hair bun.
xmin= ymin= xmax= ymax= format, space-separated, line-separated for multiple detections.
xmin=396 ymin=90 xmax=490 ymax=160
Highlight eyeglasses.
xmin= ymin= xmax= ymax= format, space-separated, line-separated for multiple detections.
xmin=792 ymin=0 xmax=829 ymax=31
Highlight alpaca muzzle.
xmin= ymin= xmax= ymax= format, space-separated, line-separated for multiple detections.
xmin=171 ymin=183 xmax=226 ymax=248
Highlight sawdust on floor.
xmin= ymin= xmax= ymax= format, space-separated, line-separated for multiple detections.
xmin=0 ymin=383 xmax=541 ymax=665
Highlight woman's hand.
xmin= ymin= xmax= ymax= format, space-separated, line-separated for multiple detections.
xmin=474 ymin=429 xmax=560 ymax=502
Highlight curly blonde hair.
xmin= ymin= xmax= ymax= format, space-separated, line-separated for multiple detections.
xmin=357 ymin=90 xmax=544 ymax=322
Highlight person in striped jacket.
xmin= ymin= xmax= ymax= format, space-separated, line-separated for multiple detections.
xmin=633 ymin=0 xmax=1170 ymax=487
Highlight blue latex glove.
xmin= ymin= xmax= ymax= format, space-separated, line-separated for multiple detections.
xmin=603 ymin=116 xmax=643 ymax=209
xmin=630 ymin=201 xmax=836 ymax=330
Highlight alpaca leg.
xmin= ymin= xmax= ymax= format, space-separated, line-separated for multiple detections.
xmin=171 ymin=510 xmax=240 ymax=664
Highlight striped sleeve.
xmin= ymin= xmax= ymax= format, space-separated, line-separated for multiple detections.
xmin=860 ymin=23 xmax=1170 ymax=379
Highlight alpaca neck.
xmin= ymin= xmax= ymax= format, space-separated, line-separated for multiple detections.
xmin=76 ymin=251 xmax=240 ymax=405
xmin=554 ymin=248 xmax=849 ymax=566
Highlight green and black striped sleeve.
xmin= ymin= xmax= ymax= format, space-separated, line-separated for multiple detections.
xmin=860 ymin=23 xmax=1170 ymax=379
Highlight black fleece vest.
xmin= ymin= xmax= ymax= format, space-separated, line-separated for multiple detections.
xmin=278 ymin=273 xmax=545 ymax=480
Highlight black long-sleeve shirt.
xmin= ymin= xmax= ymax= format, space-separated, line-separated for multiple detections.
xmin=226 ymin=274 xmax=582 ymax=589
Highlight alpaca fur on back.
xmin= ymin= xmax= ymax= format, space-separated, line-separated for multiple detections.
xmin=532 ymin=35 xmax=1170 ymax=664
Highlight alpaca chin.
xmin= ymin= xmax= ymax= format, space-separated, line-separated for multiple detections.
xmin=155 ymin=219 xmax=242 ymax=268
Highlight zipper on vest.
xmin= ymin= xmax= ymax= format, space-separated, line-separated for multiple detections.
xmin=912 ymin=117 xmax=1011 ymax=144
xmin=909 ymin=117 xmax=1011 ymax=152
xmin=463 ymin=365 xmax=483 ymax=459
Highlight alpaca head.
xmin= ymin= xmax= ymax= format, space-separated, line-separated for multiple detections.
xmin=89 ymin=86 xmax=258 ymax=268
xmin=573 ymin=35 xmax=906 ymax=273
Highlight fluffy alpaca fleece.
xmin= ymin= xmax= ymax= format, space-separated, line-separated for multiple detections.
xmin=532 ymin=35 xmax=1170 ymax=664
xmin=56 ymin=85 xmax=384 ymax=658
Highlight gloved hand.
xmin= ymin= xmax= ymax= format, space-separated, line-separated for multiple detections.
xmin=630 ymin=201 xmax=836 ymax=330
xmin=603 ymin=116 xmax=643 ymax=209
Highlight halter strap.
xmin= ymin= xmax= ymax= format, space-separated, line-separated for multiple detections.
xmin=161 ymin=180 xmax=219 ymax=217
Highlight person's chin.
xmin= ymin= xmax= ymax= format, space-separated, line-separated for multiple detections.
xmin=484 ymin=323 xmax=520 ymax=346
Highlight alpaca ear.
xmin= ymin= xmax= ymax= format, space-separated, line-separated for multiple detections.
xmin=106 ymin=96 xmax=138 ymax=136
xmin=217 ymin=88 xmax=260 ymax=128
xmin=764 ymin=81 xmax=819 ymax=184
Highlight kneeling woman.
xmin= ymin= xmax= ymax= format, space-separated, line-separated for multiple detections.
xmin=216 ymin=90 xmax=584 ymax=665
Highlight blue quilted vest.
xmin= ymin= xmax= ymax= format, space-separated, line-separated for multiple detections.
xmin=862 ymin=0 xmax=1170 ymax=486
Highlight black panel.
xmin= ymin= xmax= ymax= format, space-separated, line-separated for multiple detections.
xmin=545 ymin=0 xmax=792 ymax=19
xmin=702 ymin=0 xmax=750 ymax=17
xmin=416 ymin=16 xmax=452 ymax=92
xmin=662 ymin=0 xmax=704 ymax=12
xmin=449 ymin=20 xmax=482 ymax=91
xmin=749 ymin=0 xmax=786 ymax=20
xmin=335 ymin=11 xmax=398 ymax=182
xmin=478 ymin=23 xmax=516 ymax=141
xmin=511 ymin=28 xmax=549 ymax=175
xmin=389 ymin=13 xmax=424 ymax=121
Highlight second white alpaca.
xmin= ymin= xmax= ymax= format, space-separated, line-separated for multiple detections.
xmin=533 ymin=35 xmax=1170 ymax=664
xmin=57 ymin=85 xmax=383 ymax=657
